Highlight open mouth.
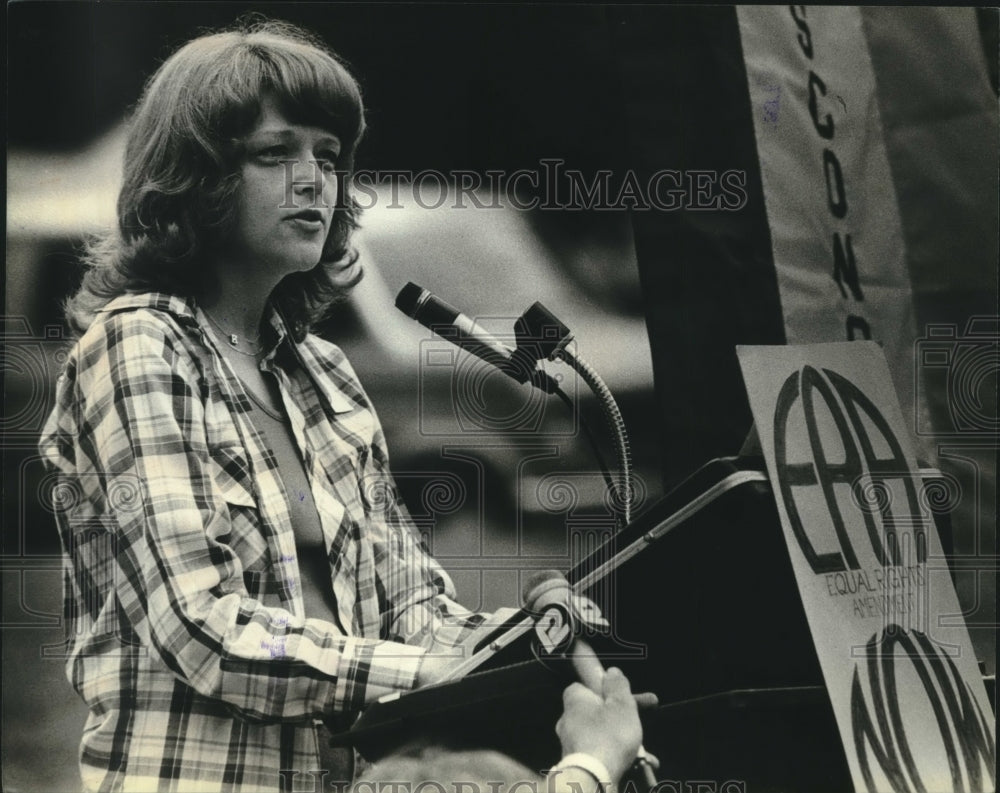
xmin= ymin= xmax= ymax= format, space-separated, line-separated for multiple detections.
xmin=286 ymin=209 xmax=325 ymax=227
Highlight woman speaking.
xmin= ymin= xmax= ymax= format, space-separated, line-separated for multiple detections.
xmin=38 ymin=21 xmax=486 ymax=791
xmin=38 ymin=18 xmax=649 ymax=793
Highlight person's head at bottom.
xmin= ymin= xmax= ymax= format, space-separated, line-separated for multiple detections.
xmin=355 ymin=745 xmax=542 ymax=793
xmin=353 ymin=665 xmax=645 ymax=793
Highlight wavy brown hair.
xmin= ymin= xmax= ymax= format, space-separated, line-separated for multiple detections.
xmin=66 ymin=19 xmax=366 ymax=340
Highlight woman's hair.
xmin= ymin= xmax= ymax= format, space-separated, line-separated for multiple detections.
xmin=65 ymin=19 xmax=366 ymax=339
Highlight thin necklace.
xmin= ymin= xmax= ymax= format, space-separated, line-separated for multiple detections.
xmin=203 ymin=308 xmax=262 ymax=356
xmin=240 ymin=376 xmax=284 ymax=421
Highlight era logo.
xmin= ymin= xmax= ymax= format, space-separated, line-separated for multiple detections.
xmin=773 ymin=365 xmax=927 ymax=574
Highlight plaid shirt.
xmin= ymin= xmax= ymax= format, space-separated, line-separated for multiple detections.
xmin=39 ymin=292 xmax=486 ymax=792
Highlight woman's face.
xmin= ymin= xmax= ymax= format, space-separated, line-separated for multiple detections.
xmin=229 ymin=95 xmax=341 ymax=276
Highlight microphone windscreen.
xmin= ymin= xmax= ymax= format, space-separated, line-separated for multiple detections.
xmin=394 ymin=282 xmax=426 ymax=318
xmin=395 ymin=283 xmax=461 ymax=328
xmin=521 ymin=569 xmax=568 ymax=609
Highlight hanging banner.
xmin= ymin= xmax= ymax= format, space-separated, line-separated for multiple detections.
xmin=735 ymin=6 xmax=918 ymax=422
xmin=737 ymin=341 xmax=995 ymax=793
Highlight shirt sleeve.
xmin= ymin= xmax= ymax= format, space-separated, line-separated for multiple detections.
xmin=68 ymin=310 xmax=425 ymax=721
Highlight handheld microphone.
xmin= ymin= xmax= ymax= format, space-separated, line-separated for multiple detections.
xmin=522 ymin=570 xmax=577 ymax=655
xmin=522 ymin=570 xmax=610 ymax=641
xmin=521 ymin=569 xmax=573 ymax=612
xmin=395 ymin=283 xmax=559 ymax=393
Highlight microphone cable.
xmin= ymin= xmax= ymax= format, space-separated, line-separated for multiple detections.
xmin=550 ymin=382 xmax=617 ymax=508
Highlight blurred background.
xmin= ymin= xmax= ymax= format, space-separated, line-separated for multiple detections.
xmin=5 ymin=4 xmax=997 ymax=792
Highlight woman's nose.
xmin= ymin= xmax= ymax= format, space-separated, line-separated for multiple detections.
xmin=290 ymin=159 xmax=323 ymax=195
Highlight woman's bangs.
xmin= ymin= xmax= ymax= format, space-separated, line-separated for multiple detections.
xmin=261 ymin=47 xmax=364 ymax=147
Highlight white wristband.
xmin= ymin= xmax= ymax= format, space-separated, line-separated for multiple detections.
xmin=549 ymin=753 xmax=614 ymax=792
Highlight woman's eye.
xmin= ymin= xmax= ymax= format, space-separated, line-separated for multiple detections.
xmin=255 ymin=146 xmax=287 ymax=162
xmin=316 ymin=152 xmax=340 ymax=171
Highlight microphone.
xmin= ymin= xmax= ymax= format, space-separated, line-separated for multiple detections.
xmin=521 ymin=569 xmax=572 ymax=612
xmin=522 ymin=570 xmax=577 ymax=655
xmin=395 ymin=283 xmax=559 ymax=393
xmin=522 ymin=571 xmax=610 ymax=655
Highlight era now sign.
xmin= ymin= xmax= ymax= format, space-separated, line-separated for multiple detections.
xmin=738 ymin=342 xmax=995 ymax=793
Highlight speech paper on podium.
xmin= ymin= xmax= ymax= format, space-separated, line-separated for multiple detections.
xmin=737 ymin=342 xmax=995 ymax=793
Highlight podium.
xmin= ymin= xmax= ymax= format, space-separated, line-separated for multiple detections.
xmin=336 ymin=457 xmax=957 ymax=790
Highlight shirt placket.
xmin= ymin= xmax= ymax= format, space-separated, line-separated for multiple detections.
xmin=196 ymin=325 xmax=306 ymax=618
xmin=269 ymin=361 xmax=362 ymax=637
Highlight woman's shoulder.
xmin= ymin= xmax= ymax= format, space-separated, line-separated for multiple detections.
xmin=74 ymin=292 xmax=204 ymax=374
xmin=83 ymin=291 xmax=194 ymax=332
xmin=45 ymin=293 xmax=206 ymax=443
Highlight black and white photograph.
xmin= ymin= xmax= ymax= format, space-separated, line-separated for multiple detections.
xmin=4 ymin=4 xmax=997 ymax=792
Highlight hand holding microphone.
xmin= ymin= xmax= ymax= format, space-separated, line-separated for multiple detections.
xmin=522 ymin=572 xmax=659 ymax=788
xmin=554 ymin=644 xmax=648 ymax=788
xmin=567 ymin=640 xmax=660 ymax=787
